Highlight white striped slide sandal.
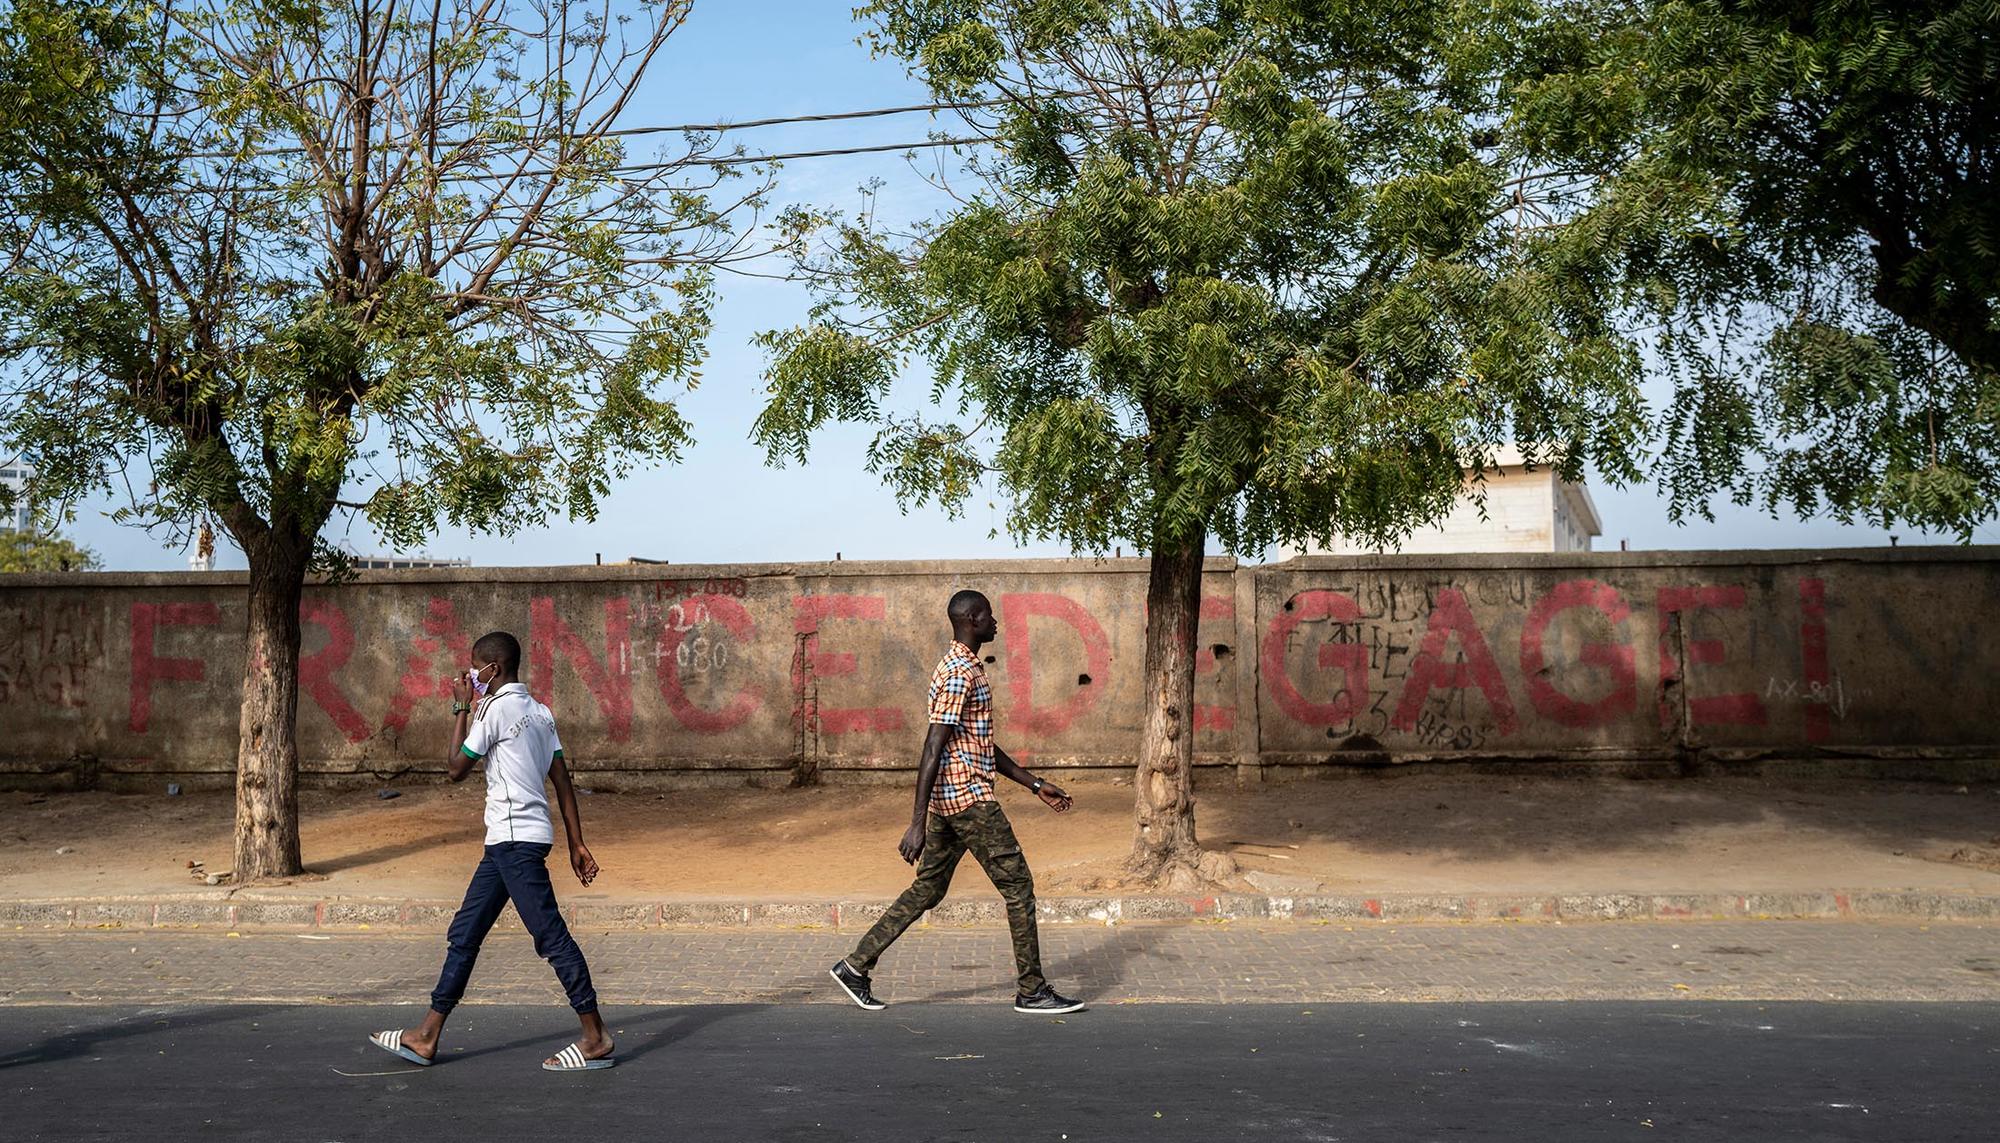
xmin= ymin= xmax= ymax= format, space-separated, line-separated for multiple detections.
xmin=368 ymin=1029 xmax=434 ymax=1067
xmin=543 ymin=1042 xmax=616 ymax=1072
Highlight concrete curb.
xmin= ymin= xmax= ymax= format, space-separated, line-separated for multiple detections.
xmin=4 ymin=890 xmax=1998 ymax=932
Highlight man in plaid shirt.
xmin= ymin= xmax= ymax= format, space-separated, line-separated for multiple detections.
xmin=830 ymin=590 xmax=1086 ymax=1014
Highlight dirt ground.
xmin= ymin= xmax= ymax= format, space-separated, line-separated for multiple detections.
xmin=4 ymin=773 xmax=1999 ymax=904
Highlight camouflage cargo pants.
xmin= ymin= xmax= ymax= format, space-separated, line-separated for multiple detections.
xmin=846 ymin=800 xmax=1045 ymax=995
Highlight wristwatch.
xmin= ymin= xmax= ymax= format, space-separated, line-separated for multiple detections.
xmin=1031 ymin=779 xmax=1045 ymax=793
xmin=451 ymin=701 xmax=471 ymax=715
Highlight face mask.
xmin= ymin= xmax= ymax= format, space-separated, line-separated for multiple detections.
xmin=467 ymin=665 xmax=492 ymax=698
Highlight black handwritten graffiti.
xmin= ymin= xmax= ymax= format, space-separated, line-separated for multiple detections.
xmin=1414 ymin=708 xmax=1488 ymax=750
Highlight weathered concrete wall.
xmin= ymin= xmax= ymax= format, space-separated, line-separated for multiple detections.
xmin=1254 ymin=551 xmax=2000 ymax=766
xmin=2 ymin=549 xmax=1995 ymax=787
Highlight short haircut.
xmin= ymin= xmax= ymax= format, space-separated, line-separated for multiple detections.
xmin=472 ymin=630 xmax=522 ymax=675
xmin=947 ymin=590 xmax=988 ymax=621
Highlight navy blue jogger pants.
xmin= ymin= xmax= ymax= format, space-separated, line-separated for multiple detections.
xmin=429 ymin=841 xmax=598 ymax=1015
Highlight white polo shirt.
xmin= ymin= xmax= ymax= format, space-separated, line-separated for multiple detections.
xmin=460 ymin=683 xmax=564 ymax=846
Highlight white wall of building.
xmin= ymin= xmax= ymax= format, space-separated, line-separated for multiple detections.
xmin=1281 ymin=449 xmax=1603 ymax=557
xmin=0 ymin=459 xmax=32 ymax=533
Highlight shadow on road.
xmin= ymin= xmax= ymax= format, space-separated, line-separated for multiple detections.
xmin=906 ymin=922 xmax=1170 ymax=1003
xmin=424 ymin=1003 xmax=759 ymax=1065
xmin=0 ymin=1002 xmax=287 ymax=1070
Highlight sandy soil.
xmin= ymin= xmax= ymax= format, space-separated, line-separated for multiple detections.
xmin=4 ymin=773 xmax=1999 ymax=904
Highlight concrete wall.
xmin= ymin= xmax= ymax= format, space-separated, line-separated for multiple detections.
xmin=2 ymin=548 xmax=1995 ymax=787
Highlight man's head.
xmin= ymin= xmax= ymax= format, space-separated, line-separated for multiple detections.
xmin=947 ymin=590 xmax=997 ymax=644
xmin=471 ymin=630 xmax=522 ymax=679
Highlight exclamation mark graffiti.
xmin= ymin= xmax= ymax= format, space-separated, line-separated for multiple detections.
xmin=1799 ymin=578 xmax=1830 ymax=743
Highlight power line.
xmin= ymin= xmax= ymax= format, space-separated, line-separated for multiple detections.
xmin=172 ymin=76 xmax=1221 ymax=161
xmin=180 ymin=98 xmax=996 ymax=161
xmin=33 ymin=76 xmax=1230 ymax=194
xmin=48 ymin=134 xmax=989 ymax=198
xmin=605 ymin=101 xmax=985 ymax=139
xmin=491 ymin=135 xmax=988 ymax=179
xmin=587 ymin=80 xmax=1209 ymax=139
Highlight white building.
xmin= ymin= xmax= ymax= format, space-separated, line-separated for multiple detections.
xmin=350 ymin=554 xmax=471 ymax=570
xmin=1283 ymin=446 xmax=1602 ymax=556
xmin=0 ymin=459 xmax=32 ymax=533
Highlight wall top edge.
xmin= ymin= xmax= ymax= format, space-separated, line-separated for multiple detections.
xmin=1260 ymin=546 xmax=2000 ymax=571
xmin=0 ymin=555 xmax=1240 ymax=589
xmin=1 ymin=546 xmax=1992 ymax=590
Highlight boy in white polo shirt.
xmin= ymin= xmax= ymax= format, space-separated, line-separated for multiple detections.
xmin=368 ymin=630 xmax=614 ymax=1072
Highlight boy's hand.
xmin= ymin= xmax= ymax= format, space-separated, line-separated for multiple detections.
xmin=1036 ymin=782 xmax=1073 ymax=813
xmin=897 ymin=822 xmax=925 ymax=865
xmin=570 ymin=843 xmax=599 ymax=887
xmin=448 ymin=672 xmax=473 ymax=706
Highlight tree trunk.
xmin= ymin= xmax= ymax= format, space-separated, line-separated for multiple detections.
xmin=1128 ymin=525 xmax=1236 ymax=890
xmin=233 ymin=536 xmax=309 ymax=882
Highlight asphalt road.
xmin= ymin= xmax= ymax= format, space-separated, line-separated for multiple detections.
xmin=5 ymin=1002 xmax=1994 ymax=1141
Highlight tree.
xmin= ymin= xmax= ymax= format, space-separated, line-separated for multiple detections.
xmin=0 ymin=530 xmax=102 ymax=573
xmin=0 ymin=0 xmax=763 ymax=880
xmin=1512 ymin=0 xmax=2000 ymax=535
xmin=755 ymin=1 xmax=1651 ymax=888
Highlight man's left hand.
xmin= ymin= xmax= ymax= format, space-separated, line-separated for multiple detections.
xmin=1037 ymin=783 xmax=1073 ymax=813
xmin=570 ymin=843 xmax=600 ymax=886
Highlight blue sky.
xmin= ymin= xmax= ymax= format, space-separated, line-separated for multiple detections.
xmin=51 ymin=3 xmax=1991 ymax=571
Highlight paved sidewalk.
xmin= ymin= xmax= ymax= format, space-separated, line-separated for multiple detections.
xmin=9 ymin=885 xmax=2000 ymax=933
xmin=6 ymin=920 xmax=1998 ymax=1006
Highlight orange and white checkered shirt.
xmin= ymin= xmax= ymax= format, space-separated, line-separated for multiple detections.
xmin=927 ymin=641 xmax=995 ymax=816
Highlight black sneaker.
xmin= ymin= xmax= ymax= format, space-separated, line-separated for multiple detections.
xmin=1013 ymin=986 xmax=1086 ymax=1014
xmin=829 ymin=959 xmax=886 ymax=1010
